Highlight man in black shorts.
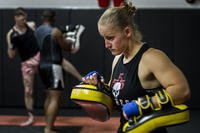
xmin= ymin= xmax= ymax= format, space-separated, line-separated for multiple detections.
xmin=35 ymin=10 xmax=84 ymax=133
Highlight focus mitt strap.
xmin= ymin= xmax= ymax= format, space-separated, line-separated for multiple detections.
xmin=122 ymin=89 xmax=190 ymax=133
xmin=122 ymin=95 xmax=154 ymax=121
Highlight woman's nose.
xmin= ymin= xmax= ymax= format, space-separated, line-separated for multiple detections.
xmin=105 ymin=40 xmax=111 ymax=49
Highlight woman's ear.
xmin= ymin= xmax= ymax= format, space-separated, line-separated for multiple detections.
xmin=123 ymin=26 xmax=132 ymax=38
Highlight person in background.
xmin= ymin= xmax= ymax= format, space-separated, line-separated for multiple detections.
xmin=6 ymin=7 xmax=40 ymax=126
xmin=35 ymin=10 xmax=84 ymax=133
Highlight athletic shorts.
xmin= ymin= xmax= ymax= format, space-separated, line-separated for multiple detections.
xmin=39 ymin=64 xmax=64 ymax=90
xmin=21 ymin=52 xmax=40 ymax=89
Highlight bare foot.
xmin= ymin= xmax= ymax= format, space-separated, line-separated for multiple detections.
xmin=20 ymin=116 xmax=34 ymax=126
xmin=44 ymin=127 xmax=58 ymax=133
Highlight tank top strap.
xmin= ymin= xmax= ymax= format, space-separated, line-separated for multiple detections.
xmin=132 ymin=44 xmax=150 ymax=64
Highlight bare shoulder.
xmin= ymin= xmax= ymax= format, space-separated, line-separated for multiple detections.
xmin=113 ymin=54 xmax=122 ymax=62
xmin=52 ymin=27 xmax=60 ymax=33
xmin=113 ymin=54 xmax=122 ymax=67
xmin=52 ymin=27 xmax=62 ymax=38
xmin=109 ymin=54 xmax=122 ymax=85
xmin=141 ymin=48 xmax=174 ymax=72
xmin=6 ymin=29 xmax=14 ymax=41
xmin=27 ymin=21 xmax=36 ymax=30
xmin=7 ymin=28 xmax=13 ymax=36
xmin=142 ymin=48 xmax=171 ymax=64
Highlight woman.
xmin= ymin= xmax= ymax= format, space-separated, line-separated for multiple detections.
xmin=82 ymin=1 xmax=190 ymax=133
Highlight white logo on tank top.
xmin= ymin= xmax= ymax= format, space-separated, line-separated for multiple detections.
xmin=112 ymin=82 xmax=121 ymax=98
xmin=112 ymin=73 xmax=125 ymax=98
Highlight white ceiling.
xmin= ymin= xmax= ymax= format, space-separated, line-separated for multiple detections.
xmin=0 ymin=0 xmax=199 ymax=9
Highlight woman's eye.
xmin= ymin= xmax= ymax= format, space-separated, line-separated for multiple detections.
xmin=105 ymin=36 xmax=114 ymax=40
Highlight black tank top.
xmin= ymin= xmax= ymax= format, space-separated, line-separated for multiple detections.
xmin=35 ymin=24 xmax=62 ymax=65
xmin=110 ymin=44 xmax=150 ymax=129
xmin=11 ymin=25 xmax=39 ymax=61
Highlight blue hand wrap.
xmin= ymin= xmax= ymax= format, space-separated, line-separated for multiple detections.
xmin=84 ymin=71 xmax=102 ymax=80
xmin=122 ymin=101 xmax=140 ymax=118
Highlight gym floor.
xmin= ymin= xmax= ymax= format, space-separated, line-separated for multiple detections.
xmin=0 ymin=108 xmax=199 ymax=133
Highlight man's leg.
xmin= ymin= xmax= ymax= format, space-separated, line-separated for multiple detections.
xmin=44 ymin=90 xmax=50 ymax=115
xmin=44 ymin=90 xmax=62 ymax=133
xmin=62 ymin=58 xmax=82 ymax=81
xmin=20 ymin=53 xmax=40 ymax=126
xmin=20 ymin=72 xmax=35 ymax=126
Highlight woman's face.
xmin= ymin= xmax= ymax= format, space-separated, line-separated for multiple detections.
xmin=98 ymin=25 xmax=131 ymax=56
xmin=15 ymin=15 xmax=27 ymax=27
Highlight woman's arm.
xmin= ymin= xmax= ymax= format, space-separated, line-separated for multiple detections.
xmin=143 ymin=48 xmax=191 ymax=105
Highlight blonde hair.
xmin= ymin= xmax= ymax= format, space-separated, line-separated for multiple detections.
xmin=98 ymin=1 xmax=142 ymax=43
